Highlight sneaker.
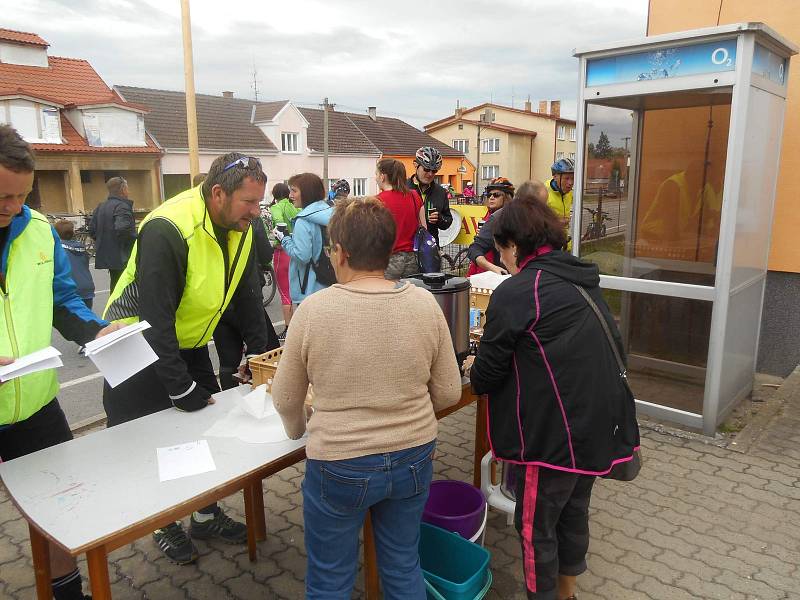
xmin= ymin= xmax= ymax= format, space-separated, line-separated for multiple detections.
xmin=152 ymin=522 xmax=198 ymax=565
xmin=189 ymin=508 xmax=248 ymax=544
xmin=278 ymin=328 xmax=287 ymax=344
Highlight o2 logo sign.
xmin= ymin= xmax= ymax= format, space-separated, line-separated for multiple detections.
xmin=711 ymin=47 xmax=733 ymax=67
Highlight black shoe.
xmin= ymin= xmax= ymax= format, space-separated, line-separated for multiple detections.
xmin=189 ymin=508 xmax=248 ymax=544
xmin=278 ymin=328 xmax=287 ymax=344
xmin=153 ymin=522 xmax=198 ymax=565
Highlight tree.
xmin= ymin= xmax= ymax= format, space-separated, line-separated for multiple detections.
xmin=595 ymin=131 xmax=612 ymax=159
xmin=587 ymin=142 xmax=596 ymax=157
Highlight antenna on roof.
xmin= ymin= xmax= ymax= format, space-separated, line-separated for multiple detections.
xmin=251 ymin=58 xmax=260 ymax=101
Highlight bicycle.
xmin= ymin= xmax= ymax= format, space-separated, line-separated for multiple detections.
xmin=582 ymin=207 xmax=610 ymax=241
xmin=74 ymin=211 xmax=96 ymax=258
xmin=262 ymin=264 xmax=277 ymax=307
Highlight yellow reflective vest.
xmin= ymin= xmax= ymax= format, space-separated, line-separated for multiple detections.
xmin=104 ymin=185 xmax=252 ymax=349
xmin=0 ymin=209 xmax=59 ymax=424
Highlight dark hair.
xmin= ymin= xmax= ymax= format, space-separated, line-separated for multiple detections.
xmin=106 ymin=176 xmax=128 ymax=197
xmin=192 ymin=173 xmax=207 ymax=187
xmin=0 ymin=125 xmax=35 ymax=173
xmin=287 ymin=173 xmax=326 ymax=208
xmin=376 ymin=158 xmax=409 ymax=194
xmin=54 ymin=219 xmax=75 ymax=240
xmin=202 ymin=153 xmax=267 ymax=200
xmin=272 ymin=182 xmax=290 ymax=200
xmin=493 ymin=197 xmax=567 ymax=265
xmin=328 ymin=196 xmax=396 ymax=271
xmin=514 ymin=180 xmax=548 ymax=204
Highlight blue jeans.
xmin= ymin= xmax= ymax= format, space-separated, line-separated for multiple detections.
xmin=303 ymin=440 xmax=436 ymax=600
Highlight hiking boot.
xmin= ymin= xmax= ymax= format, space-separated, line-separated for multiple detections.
xmin=189 ymin=508 xmax=248 ymax=544
xmin=152 ymin=522 xmax=198 ymax=565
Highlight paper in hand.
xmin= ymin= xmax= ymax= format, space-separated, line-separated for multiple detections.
xmin=0 ymin=347 xmax=62 ymax=382
xmin=84 ymin=321 xmax=158 ymax=387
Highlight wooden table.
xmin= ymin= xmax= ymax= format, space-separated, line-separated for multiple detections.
xmin=1 ymin=382 xmax=487 ymax=600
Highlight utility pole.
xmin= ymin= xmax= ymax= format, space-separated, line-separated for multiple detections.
xmin=622 ymin=136 xmax=630 ymax=153
xmin=321 ymin=97 xmax=334 ymax=190
xmin=180 ymin=0 xmax=200 ymax=180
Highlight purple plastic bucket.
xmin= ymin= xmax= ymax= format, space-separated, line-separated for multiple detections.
xmin=423 ymin=480 xmax=487 ymax=540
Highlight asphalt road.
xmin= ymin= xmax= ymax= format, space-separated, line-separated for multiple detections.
xmin=53 ymin=263 xmax=285 ymax=426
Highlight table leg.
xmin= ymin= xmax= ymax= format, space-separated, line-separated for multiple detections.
xmin=254 ymin=479 xmax=267 ymax=541
xmin=363 ymin=512 xmax=380 ymax=600
xmin=86 ymin=546 xmax=112 ymax=600
xmin=28 ymin=524 xmax=52 ymax=600
xmin=474 ymin=394 xmax=489 ymax=488
xmin=243 ymin=483 xmax=258 ymax=562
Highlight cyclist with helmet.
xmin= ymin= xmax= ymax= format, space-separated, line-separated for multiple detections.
xmin=408 ymin=146 xmax=453 ymax=247
xmin=548 ymin=157 xmax=575 ymax=232
xmin=327 ymin=178 xmax=350 ymax=205
xmin=467 ymin=177 xmax=515 ymax=275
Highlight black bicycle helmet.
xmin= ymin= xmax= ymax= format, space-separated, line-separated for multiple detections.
xmin=414 ymin=146 xmax=443 ymax=171
xmin=551 ymin=157 xmax=575 ymax=174
xmin=485 ymin=177 xmax=515 ymax=195
xmin=331 ymin=179 xmax=350 ymax=196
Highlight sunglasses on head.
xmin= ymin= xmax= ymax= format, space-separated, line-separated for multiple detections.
xmin=222 ymin=156 xmax=262 ymax=173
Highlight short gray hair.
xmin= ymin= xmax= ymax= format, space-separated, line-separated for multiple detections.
xmin=107 ymin=176 xmax=128 ymax=197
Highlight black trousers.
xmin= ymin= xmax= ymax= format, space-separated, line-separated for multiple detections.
xmin=103 ymin=346 xmax=220 ymax=427
xmin=0 ymin=399 xmax=73 ymax=462
xmin=108 ymin=269 xmax=124 ymax=292
xmin=213 ymin=307 xmax=279 ymax=391
xmin=514 ymin=465 xmax=596 ymax=600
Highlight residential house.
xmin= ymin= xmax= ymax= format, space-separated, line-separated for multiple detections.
xmin=115 ymin=87 xmax=470 ymax=201
xmin=0 ymin=28 xmax=162 ymax=214
xmin=425 ymin=101 xmax=577 ymax=193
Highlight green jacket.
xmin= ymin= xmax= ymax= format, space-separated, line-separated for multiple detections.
xmin=270 ymin=199 xmax=300 ymax=246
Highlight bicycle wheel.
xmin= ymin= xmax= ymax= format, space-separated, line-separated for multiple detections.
xmin=262 ymin=266 xmax=277 ymax=307
xmin=454 ymin=248 xmax=471 ymax=275
xmin=441 ymin=252 xmax=457 ymax=274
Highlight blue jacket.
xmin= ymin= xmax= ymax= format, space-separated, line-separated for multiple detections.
xmin=61 ymin=239 xmax=95 ymax=300
xmin=281 ymin=200 xmax=333 ymax=303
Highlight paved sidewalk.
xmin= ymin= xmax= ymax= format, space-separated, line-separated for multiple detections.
xmin=1 ymin=378 xmax=799 ymax=599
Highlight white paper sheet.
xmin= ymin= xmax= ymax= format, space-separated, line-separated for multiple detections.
xmin=469 ymin=271 xmax=511 ymax=290
xmin=156 ymin=440 xmax=216 ymax=482
xmin=204 ymin=386 xmax=297 ymax=444
xmin=0 ymin=347 xmax=62 ymax=382
xmin=85 ymin=321 xmax=158 ymax=387
xmin=240 ymin=384 xmax=278 ymax=419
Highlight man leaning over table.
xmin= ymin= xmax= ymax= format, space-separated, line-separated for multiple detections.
xmin=101 ymin=152 xmax=271 ymax=565
xmin=0 ymin=124 xmax=122 ymax=600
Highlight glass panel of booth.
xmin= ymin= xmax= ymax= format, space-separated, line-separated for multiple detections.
xmin=753 ymin=43 xmax=787 ymax=85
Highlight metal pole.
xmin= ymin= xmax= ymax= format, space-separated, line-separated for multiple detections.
xmin=180 ymin=0 xmax=200 ymax=180
xmin=322 ymin=97 xmax=330 ymax=190
xmin=475 ymin=124 xmax=481 ymax=193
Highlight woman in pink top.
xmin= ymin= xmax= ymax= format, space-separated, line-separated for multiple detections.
xmin=376 ymin=158 xmax=424 ymax=280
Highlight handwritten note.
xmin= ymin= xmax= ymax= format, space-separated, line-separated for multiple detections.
xmin=156 ymin=440 xmax=216 ymax=482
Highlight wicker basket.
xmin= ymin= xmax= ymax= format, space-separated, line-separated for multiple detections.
xmin=248 ymin=347 xmax=314 ymax=405
xmin=248 ymin=347 xmax=283 ymax=391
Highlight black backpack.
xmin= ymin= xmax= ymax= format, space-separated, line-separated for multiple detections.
xmin=301 ymin=224 xmax=337 ymax=293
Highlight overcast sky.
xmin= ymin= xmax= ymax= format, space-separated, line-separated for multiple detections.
xmin=1 ymin=0 xmax=648 ymax=130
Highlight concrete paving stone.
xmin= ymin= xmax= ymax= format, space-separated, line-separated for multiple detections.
xmin=271 ymin=544 xmax=307 ymax=581
xmin=751 ymin=568 xmax=800 ymax=595
xmin=623 ymin=551 xmax=678 ymax=586
xmin=729 ymin=545 xmax=797 ymax=576
xmin=199 ymin=549 xmax=240 ymax=584
xmin=586 ymin=553 xmax=644 ymax=588
xmin=604 ymin=530 xmax=662 ymax=561
xmin=1 ymin=557 xmax=35 ymax=593
xmin=264 ymin=571 xmax=306 ymax=599
xmin=593 ymin=577 xmax=653 ymax=600
xmin=223 ymin=572 xmax=264 ymax=599
xmin=675 ymin=572 xmax=747 ymax=600
xmin=114 ymin=551 xmax=165 ymax=588
xmin=764 ymin=479 xmax=800 ymax=500
xmin=140 ymin=577 xmax=190 ymax=600
xmin=712 ymin=569 xmax=788 ymax=600
xmin=633 ymin=575 xmax=700 ymax=600
xmin=637 ymin=528 xmax=699 ymax=559
xmin=654 ymin=548 xmax=721 ymax=581
xmin=184 ymin=574 xmax=233 ymax=600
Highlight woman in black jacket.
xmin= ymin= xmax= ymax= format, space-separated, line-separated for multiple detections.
xmin=465 ymin=197 xmax=639 ymax=600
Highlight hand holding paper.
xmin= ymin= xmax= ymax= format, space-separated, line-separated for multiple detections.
xmin=0 ymin=347 xmax=63 ymax=383
xmin=83 ymin=321 xmax=158 ymax=387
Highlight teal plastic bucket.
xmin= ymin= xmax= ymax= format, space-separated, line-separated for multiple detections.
xmin=419 ymin=523 xmax=491 ymax=600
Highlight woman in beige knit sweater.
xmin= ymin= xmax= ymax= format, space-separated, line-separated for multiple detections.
xmin=272 ymin=196 xmax=462 ymax=600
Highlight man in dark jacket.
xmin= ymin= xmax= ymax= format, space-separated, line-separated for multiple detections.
xmin=407 ymin=146 xmax=453 ymax=246
xmin=89 ymin=176 xmax=136 ymax=291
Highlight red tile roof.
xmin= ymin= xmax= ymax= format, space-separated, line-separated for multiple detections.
xmin=0 ymin=28 xmax=48 ymax=47
xmin=457 ymin=119 xmax=538 ymax=137
xmin=0 ymin=56 xmax=135 ymax=107
xmin=425 ymin=102 xmax=576 ymax=131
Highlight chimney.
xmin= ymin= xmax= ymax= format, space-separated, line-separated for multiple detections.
xmin=524 ymin=100 xmax=532 ymax=112
xmin=222 ymin=91 xmax=234 ymax=98
xmin=455 ymin=107 xmax=463 ymax=118
xmin=550 ymin=100 xmax=561 ymax=117
xmin=368 ymin=106 xmax=377 ymax=121
xmin=538 ymin=100 xmax=547 ymax=114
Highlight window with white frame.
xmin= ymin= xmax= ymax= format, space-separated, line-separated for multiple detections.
xmin=557 ymin=125 xmax=566 ymax=140
xmin=353 ymin=178 xmax=366 ymax=196
xmin=452 ymin=139 xmax=469 ymax=154
xmin=569 ymin=127 xmax=576 ymax=142
xmin=569 ymin=152 xmax=576 ymax=160
xmin=281 ymin=132 xmax=299 ymax=152
xmin=556 ymin=151 xmax=565 ymax=160
xmin=481 ymin=165 xmax=499 ymax=179
xmin=481 ymin=138 xmax=500 ymax=153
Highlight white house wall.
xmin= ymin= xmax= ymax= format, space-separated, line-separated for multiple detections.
xmin=0 ymin=41 xmax=48 ymax=67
